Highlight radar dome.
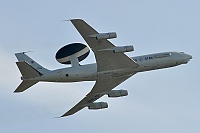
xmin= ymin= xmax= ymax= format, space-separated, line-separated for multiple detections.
xmin=56 ymin=43 xmax=90 ymax=65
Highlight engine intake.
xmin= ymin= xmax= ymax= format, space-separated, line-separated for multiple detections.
xmin=87 ymin=102 xmax=108 ymax=110
xmin=107 ymin=90 xmax=128 ymax=98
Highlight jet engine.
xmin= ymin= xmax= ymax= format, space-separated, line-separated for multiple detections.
xmin=107 ymin=90 xmax=128 ymax=98
xmin=88 ymin=32 xmax=117 ymax=40
xmin=87 ymin=102 xmax=108 ymax=110
xmin=98 ymin=45 xmax=134 ymax=53
xmin=112 ymin=46 xmax=134 ymax=53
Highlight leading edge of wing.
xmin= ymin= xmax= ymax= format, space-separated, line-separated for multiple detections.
xmin=60 ymin=74 xmax=134 ymax=117
xmin=69 ymin=19 xmax=138 ymax=71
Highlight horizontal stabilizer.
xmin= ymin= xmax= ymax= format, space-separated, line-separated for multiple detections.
xmin=16 ymin=62 xmax=42 ymax=79
xmin=14 ymin=81 xmax=38 ymax=93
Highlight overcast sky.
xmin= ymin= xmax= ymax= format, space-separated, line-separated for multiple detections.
xmin=0 ymin=0 xmax=200 ymax=133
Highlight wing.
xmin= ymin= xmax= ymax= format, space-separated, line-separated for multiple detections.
xmin=70 ymin=19 xmax=138 ymax=71
xmin=60 ymin=19 xmax=138 ymax=117
xmin=61 ymin=74 xmax=134 ymax=117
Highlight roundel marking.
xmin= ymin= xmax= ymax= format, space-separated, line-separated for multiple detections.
xmin=55 ymin=43 xmax=90 ymax=64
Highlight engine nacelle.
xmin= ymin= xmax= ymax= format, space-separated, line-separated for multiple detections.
xmin=88 ymin=102 xmax=108 ymax=110
xmin=113 ymin=46 xmax=134 ymax=53
xmin=98 ymin=45 xmax=134 ymax=53
xmin=89 ymin=32 xmax=117 ymax=40
xmin=107 ymin=90 xmax=128 ymax=98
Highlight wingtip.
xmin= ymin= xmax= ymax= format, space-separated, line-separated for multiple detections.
xmin=53 ymin=114 xmax=70 ymax=118
xmin=13 ymin=90 xmax=19 ymax=93
xmin=13 ymin=88 xmax=23 ymax=93
xmin=60 ymin=114 xmax=70 ymax=117
xmin=61 ymin=19 xmax=70 ymax=22
xmin=52 ymin=113 xmax=71 ymax=119
xmin=52 ymin=115 xmax=68 ymax=119
xmin=52 ymin=116 xmax=62 ymax=119
xmin=61 ymin=18 xmax=83 ymax=22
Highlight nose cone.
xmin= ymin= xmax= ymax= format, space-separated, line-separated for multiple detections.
xmin=186 ymin=54 xmax=192 ymax=60
xmin=181 ymin=53 xmax=192 ymax=64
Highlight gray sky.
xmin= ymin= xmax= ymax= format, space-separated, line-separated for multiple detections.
xmin=0 ymin=0 xmax=200 ymax=133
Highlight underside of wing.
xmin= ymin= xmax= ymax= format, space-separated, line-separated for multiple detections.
xmin=61 ymin=74 xmax=134 ymax=117
xmin=70 ymin=19 xmax=138 ymax=71
xmin=60 ymin=19 xmax=137 ymax=117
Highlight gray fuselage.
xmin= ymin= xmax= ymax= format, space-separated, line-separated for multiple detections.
xmin=33 ymin=52 xmax=192 ymax=82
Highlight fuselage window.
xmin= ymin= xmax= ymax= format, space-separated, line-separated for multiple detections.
xmin=66 ymin=74 xmax=69 ymax=77
xmin=139 ymin=58 xmax=143 ymax=61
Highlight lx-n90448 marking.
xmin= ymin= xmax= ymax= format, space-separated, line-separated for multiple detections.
xmin=15 ymin=19 xmax=192 ymax=117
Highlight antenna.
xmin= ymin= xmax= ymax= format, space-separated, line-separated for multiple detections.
xmin=22 ymin=51 xmax=34 ymax=54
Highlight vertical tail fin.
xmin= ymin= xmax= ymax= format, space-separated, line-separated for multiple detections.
xmin=15 ymin=53 xmax=50 ymax=93
xmin=16 ymin=62 xmax=42 ymax=79
xmin=15 ymin=53 xmax=50 ymax=74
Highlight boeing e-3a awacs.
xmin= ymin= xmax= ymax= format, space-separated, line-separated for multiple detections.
xmin=15 ymin=19 xmax=192 ymax=117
